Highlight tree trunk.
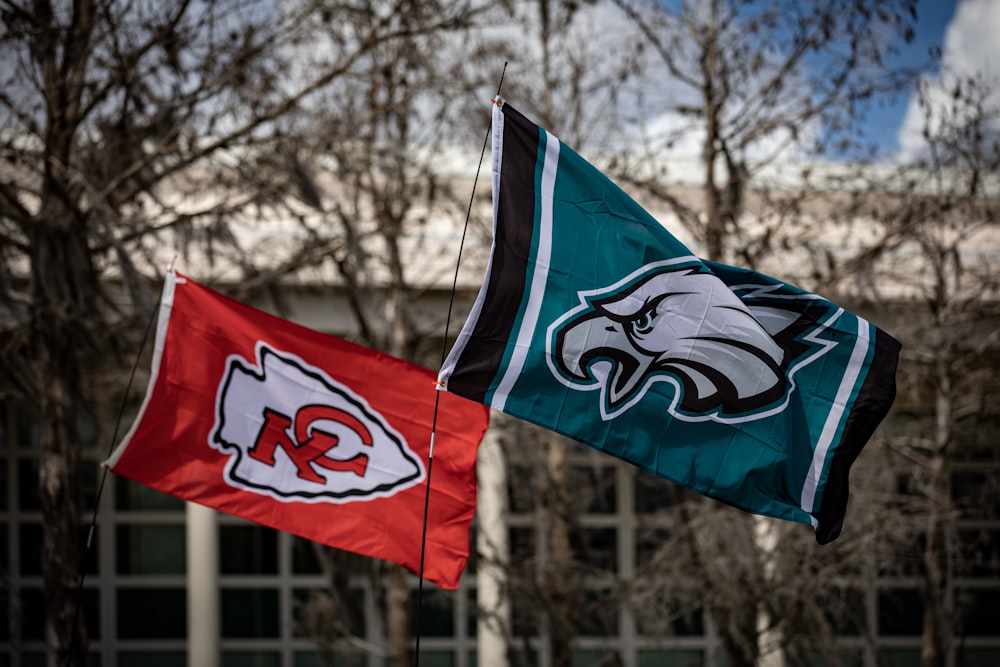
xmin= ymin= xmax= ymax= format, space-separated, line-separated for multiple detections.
xmin=386 ymin=564 xmax=412 ymax=667
xmin=31 ymin=222 xmax=93 ymax=667
xmin=921 ymin=353 xmax=953 ymax=667
xmin=701 ymin=0 xmax=724 ymax=263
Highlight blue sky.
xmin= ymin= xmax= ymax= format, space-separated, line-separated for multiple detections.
xmin=893 ymin=0 xmax=1000 ymax=158
xmin=872 ymin=0 xmax=958 ymax=154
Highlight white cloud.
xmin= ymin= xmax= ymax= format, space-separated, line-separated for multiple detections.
xmin=896 ymin=0 xmax=1000 ymax=161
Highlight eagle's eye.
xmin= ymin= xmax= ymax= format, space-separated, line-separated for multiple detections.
xmin=630 ymin=307 xmax=656 ymax=335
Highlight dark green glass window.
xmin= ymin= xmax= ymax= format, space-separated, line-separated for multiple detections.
xmin=412 ymin=588 xmax=454 ymax=637
xmin=637 ymin=650 xmax=703 ymax=667
xmin=220 ymin=524 xmax=278 ymax=574
xmin=116 ymin=524 xmax=185 ymax=574
xmin=117 ymin=653 xmax=185 ymax=667
xmin=956 ymin=587 xmax=1000 ymax=636
xmin=117 ymin=588 xmax=186 ymax=639
xmin=20 ymin=523 xmax=97 ymax=575
xmin=221 ymin=588 xmax=280 ymax=638
xmin=115 ymin=478 xmax=184 ymax=511
xmin=877 ymin=588 xmax=923 ymax=636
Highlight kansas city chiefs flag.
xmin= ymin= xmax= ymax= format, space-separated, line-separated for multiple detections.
xmin=107 ymin=271 xmax=489 ymax=588
xmin=439 ymin=99 xmax=900 ymax=543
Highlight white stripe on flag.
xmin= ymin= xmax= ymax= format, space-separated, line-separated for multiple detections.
xmin=437 ymin=104 xmax=505 ymax=385
xmin=491 ymin=131 xmax=560 ymax=412
xmin=801 ymin=315 xmax=871 ymax=521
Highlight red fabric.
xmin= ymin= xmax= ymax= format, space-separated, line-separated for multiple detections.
xmin=108 ymin=272 xmax=488 ymax=589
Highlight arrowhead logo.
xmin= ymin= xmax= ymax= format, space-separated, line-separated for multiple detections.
xmin=210 ymin=342 xmax=425 ymax=502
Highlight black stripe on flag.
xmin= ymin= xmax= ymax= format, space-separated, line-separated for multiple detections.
xmin=813 ymin=326 xmax=901 ymax=543
xmin=446 ymin=104 xmax=542 ymax=402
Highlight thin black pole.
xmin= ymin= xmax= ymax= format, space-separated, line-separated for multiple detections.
xmin=65 ymin=274 xmax=164 ymax=667
xmin=412 ymin=63 xmax=507 ymax=667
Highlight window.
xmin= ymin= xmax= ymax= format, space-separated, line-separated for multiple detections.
xmin=956 ymin=587 xmax=1000 ymax=636
xmin=222 ymin=588 xmax=281 ymax=638
xmin=115 ymin=477 xmax=184 ymax=511
xmin=571 ymin=465 xmax=616 ymax=514
xmin=877 ymin=588 xmax=923 ymax=637
xmin=116 ymin=524 xmax=185 ymax=574
xmin=220 ymin=524 xmax=278 ymax=575
xmin=117 ymin=588 xmax=186 ymax=639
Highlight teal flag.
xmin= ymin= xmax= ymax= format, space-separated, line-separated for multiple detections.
xmin=439 ymin=100 xmax=900 ymax=543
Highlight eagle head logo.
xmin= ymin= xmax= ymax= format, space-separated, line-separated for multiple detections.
xmin=546 ymin=260 xmax=827 ymax=422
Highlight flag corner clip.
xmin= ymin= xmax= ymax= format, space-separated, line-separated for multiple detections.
xmin=491 ymin=96 xmax=505 ymax=108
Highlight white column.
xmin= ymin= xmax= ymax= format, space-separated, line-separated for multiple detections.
xmin=755 ymin=516 xmax=784 ymax=667
xmin=187 ymin=502 xmax=220 ymax=667
xmin=476 ymin=416 xmax=510 ymax=667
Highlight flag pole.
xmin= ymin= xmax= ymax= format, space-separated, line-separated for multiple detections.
xmin=412 ymin=64 xmax=507 ymax=667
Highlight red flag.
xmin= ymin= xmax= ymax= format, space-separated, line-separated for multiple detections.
xmin=106 ymin=271 xmax=488 ymax=589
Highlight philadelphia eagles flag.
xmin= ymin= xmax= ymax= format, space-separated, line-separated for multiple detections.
xmin=438 ymin=99 xmax=900 ymax=543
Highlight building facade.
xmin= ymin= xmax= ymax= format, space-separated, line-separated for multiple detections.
xmin=2 ymin=362 xmax=999 ymax=666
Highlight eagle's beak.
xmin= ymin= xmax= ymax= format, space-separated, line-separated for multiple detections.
xmin=556 ymin=313 xmax=656 ymax=408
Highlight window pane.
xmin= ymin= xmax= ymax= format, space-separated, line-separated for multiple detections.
xmin=293 ymin=587 xmax=366 ymax=639
xmin=413 ymin=653 xmax=453 ymax=667
xmin=571 ymin=527 xmax=617 ymax=572
xmin=115 ymin=478 xmax=184 ymax=511
xmin=18 ymin=588 xmax=98 ymax=641
xmin=15 ymin=408 xmax=40 ymax=450
xmin=877 ymin=588 xmax=923 ymax=636
xmin=637 ymin=650 xmax=703 ymax=667
xmin=78 ymin=458 xmax=99 ymax=512
xmin=634 ymin=595 xmax=704 ymax=637
xmin=634 ymin=471 xmax=679 ymax=513
xmin=572 ymin=652 xmax=620 ymax=667
xmin=291 ymin=537 xmax=323 ymax=574
xmin=220 ymin=525 xmax=278 ymax=574
xmin=819 ymin=587 xmax=866 ymax=636
xmin=953 ymin=414 xmax=1000 ymax=461
xmin=508 ymin=464 xmax=536 ymax=514
xmin=802 ymin=650 xmax=863 ymax=667
xmin=412 ymin=589 xmax=454 ymax=637
xmin=877 ymin=649 xmax=921 ymax=667
xmin=958 ymin=529 xmax=1000 ymax=577
xmin=0 ymin=523 xmax=7 ymax=584
xmin=18 ymin=588 xmax=45 ymax=641
xmin=17 ymin=458 xmax=40 ymax=510
xmin=222 ymin=588 xmax=280 ymax=638
xmin=635 ymin=525 xmax=672 ymax=571
xmin=117 ymin=588 xmax=186 ymax=639
xmin=958 ymin=649 xmax=1000 ymax=667
xmin=952 ymin=469 xmax=1000 ymax=520
xmin=510 ymin=587 xmax=541 ymax=639
xmin=294 ymin=652 xmax=367 ymax=667
xmin=116 ymin=525 xmax=185 ymax=574
xmin=509 ymin=526 xmax=535 ymax=567
xmin=571 ymin=465 xmax=616 ymax=514
xmin=956 ymin=588 xmax=1000 ymax=636
xmin=222 ymin=652 xmax=280 ymax=667
xmin=20 ymin=523 xmax=97 ymax=575
xmin=118 ymin=653 xmax=185 ymax=667
xmin=573 ymin=588 xmax=617 ymax=637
